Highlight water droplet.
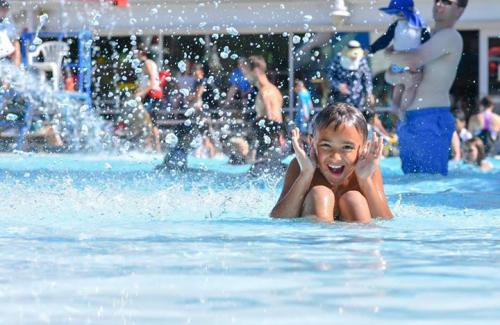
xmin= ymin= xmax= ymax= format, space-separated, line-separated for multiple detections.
xmin=226 ymin=26 xmax=239 ymax=36
xmin=32 ymin=37 xmax=43 ymax=46
xmin=179 ymin=88 xmax=190 ymax=97
xmin=190 ymin=136 xmax=202 ymax=148
xmin=6 ymin=113 xmax=18 ymax=121
xmin=165 ymin=133 xmax=178 ymax=146
xmin=184 ymin=107 xmax=195 ymax=117
xmin=177 ymin=61 xmax=187 ymax=73
xmin=39 ymin=14 xmax=49 ymax=25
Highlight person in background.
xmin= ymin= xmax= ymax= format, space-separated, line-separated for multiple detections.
xmin=189 ymin=63 xmax=217 ymax=117
xmin=385 ymin=0 xmax=468 ymax=175
xmin=450 ymin=109 xmax=472 ymax=161
xmin=225 ymin=57 xmax=253 ymax=110
xmin=370 ymin=0 xmax=430 ymax=114
xmin=244 ymin=55 xmax=285 ymax=164
xmin=362 ymin=109 xmax=398 ymax=157
xmin=327 ymin=40 xmax=375 ymax=111
xmin=293 ymin=79 xmax=314 ymax=154
xmin=294 ymin=80 xmax=313 ymax=135
xmin=173 ymin=59 xmax=195 ymax=111
xmin=462 ymin=137 xmax=493 ymax=171
xmin=194 ymin=135 xmax=221 ymax=159
xmin=0 ymin=0 xmax=20 ymax=66
xmin=0 ymin=0 xmax=20 ymax=110
xmin=135 ymin=47 xmax=163 ymax=153
xmin=63 ymin=67 xmax=76 ymax=92
xmin=156 ymin=65 xmax=207 ymax=171
xmin=468 ymin=96 xmax=499 ymax=156
xmin=224 ymin=136 xmax=252 ymax=165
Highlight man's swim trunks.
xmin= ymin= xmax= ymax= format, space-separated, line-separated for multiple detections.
xmin=397 ymin=107 xmax=455 ymax=175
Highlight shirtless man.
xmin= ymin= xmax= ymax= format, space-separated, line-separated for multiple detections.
xmin=244 ymin=55 xmax=285 ymax=162
xmin=385 ymin=0 xmax=468 ymax=175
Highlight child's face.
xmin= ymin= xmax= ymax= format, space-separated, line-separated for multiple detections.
xmin=313 ymin=124 xmax=365 ymax=186
xmin=194 ymin=68 xmax=204 ymax=79
xmin=455 ymin=118 xmax=465 ymax=131
xmin=463 ymin=144 xmax=478 ymax=164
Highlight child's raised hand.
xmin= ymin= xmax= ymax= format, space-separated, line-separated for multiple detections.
xmin=291 ymin=128 xmax=316 ymax=176
xmin=355 ymin=132 xmax=383 ymax=181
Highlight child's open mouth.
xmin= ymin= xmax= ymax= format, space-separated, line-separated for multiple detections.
xmin=327 ymin=164 xmax=345 ymax=177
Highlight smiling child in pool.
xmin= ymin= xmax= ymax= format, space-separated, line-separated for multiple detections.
xmin=271 ymin=103 xmax=393 ymax=223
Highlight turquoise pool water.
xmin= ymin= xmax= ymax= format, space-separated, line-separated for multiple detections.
xmin=0 ymin=153 xmax=499 ymax=324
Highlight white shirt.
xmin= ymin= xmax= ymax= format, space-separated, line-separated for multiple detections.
xmin=0 ymin=19 xmax=17 ymax=59
xmin=393 ymin=20 xmax=422 ymax=52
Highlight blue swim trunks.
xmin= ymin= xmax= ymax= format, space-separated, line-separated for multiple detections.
xmin=397 ymin=107 xmax=455 ymax=175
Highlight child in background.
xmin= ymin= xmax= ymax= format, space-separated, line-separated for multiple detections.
xmin=294 ymin=79 xmax=314 ymax=153
xmin=294 ymin=80 xmax=313 ymax=134
xmin=370 ymin=0 xmax=430 ymax=114
xmin=270 ymin=103 xmax=392 ymax=223
xmin=463 ymin=137 xmax=493 ymax=171
xmin=362 ymin=109 xmax=398 ymax=157
xmin=63 ymin=67 xmax=76 ymax=92
xmin=450 ymin=109 xmax=472 ymax=161
xmin=468 ymin=96 xmax=499 ymax=156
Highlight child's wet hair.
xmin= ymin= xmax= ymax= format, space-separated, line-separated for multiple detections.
xmin=453 ymin=109 xmax=466 ymax=122
xmin=465 ymin=137 xmax=486 ymax=166
xmin=312 ymin=103 xmax=368 ymax=141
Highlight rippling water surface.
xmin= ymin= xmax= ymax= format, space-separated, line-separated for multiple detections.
xmin=0 ymin=153 xmax=499 ymax=324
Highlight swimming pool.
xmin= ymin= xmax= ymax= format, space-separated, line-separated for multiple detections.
xmin=0 ymin=153 xmax=499 ymax=324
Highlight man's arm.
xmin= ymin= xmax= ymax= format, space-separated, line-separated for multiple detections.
xmin=386 ymin=28 xmax=463 ymax=70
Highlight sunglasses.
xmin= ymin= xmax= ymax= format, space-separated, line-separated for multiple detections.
xmin=434 ymin=0 xmax=458 ymax=6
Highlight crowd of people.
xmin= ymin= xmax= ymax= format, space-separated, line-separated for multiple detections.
xmin=1 ymin=0 xmax=498 ymax=176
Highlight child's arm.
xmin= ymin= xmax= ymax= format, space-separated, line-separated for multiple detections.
xmin=369 ymin=22 xmax=397 ymax=54
xmin=270 ymin=129 xmax=315 ymax=218
xmin=421 ymin=27 xmax=432 ymax=44
xmin=355 ymin=132 xmax=393 ymax=219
